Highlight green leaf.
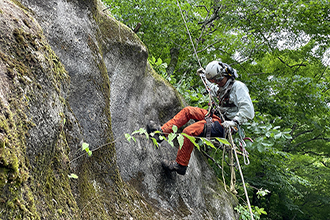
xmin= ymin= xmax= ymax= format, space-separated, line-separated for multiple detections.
xmin=132 ymin=136 xmax=137 ymax=142
xmin=132 ymin=128 xmax=149 ymax=139
xmin=151 ymin=137 xmax=159 ymax=148
xmin=168 ymin=132 xmax=176 ymax=142
xmin=172 ymin=125 xmax=178 ymax=133
xmin=150 ymin=56 xmax=156 ymax=64
xmin=178 ymin=134 xmax=184 ymax=149
xmin=68 ymin=173 xmax=78 ymax=179
xmin=259 ymin=209 xmax=267 ymax=215
xmin=261 ymin=140 xmax=274 ymax=147
xmin=257 ymin=144 xmax=265 ymax=152
xmin=82 ymin=142 xmax=89 ymax=151
xmin=283 ymin=133 xmax=292 ymax=139
xmin=156 ymin=57 xmax=162 ymax=66
xmin=181 ymin=133 xmax=200 ymax=150
xmin=215 ymin=137 xmax=230 ymax=145
xmin=125 ymin=133 xmax=131 ymax=142
xmin=282 ymin=128 xmax=292 ymax=134
xmin=88 ymin=151 xmax=92 ymax=157
xmin=166 ymin=132 xmax=176 ymax=148
xmin=274 ymin=132 xmax=282 ymax=139
xmin=201 ymin=138 xmax=216 ymax=149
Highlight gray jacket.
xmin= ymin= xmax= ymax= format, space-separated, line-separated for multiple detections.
xmin=206 ymin=78 xmax=254 ymax=124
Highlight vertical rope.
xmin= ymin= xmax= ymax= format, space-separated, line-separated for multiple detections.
xmin=222 ymin=145 xmax=228 ymax=192
xmin=228 ymin=132 xmax=254 ymax=220
xmin=176 ymin=0 xmax=202 ymax=68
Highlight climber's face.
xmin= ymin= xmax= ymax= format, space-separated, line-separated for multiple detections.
xmin=215 ymin=76 xmax=228 ymax=87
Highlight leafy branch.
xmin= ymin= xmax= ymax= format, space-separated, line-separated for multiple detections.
xmin=124 ymin=125 xmax=230 ymax=151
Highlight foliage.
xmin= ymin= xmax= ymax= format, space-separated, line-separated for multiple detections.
xmin=105 ymin=0 xmax=330 ymax=219
xmin=148 ymin=56 xmax=168 ymax=78
xmin=82 ymin=142 xmax=92 ymax=157
xmin=235 ymin=204 xmax=267 ymax=220
xmin=68 ymin=173 xmax=78 ymax=179
xmin=125 ymin=125 xmax=230 ymax=150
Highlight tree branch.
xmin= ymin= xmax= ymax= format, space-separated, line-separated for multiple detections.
xmin=278 ymin=57 xmax=307 ymax=68
xmin=321 ymin=161 xmax=329 ymax=168
xmin=196 ymin=40 xmax=221 ymax=53
xmin=293 ymin=134 xmax=330 ymax=148
xmin=198 ymin=5 xmax=222 ymax=27
xmin=292 ymin=129 xmax=314 ymax=140
xmin=302 ymin=151 xmax=327 ymax=156
xmin=202 ymin=150 xmax=223 ymax=170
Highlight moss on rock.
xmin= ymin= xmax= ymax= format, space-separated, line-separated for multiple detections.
xmin=0 ymin=1 xmax=75 ymax=219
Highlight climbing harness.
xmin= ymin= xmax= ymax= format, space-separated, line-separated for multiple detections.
xmin=176 ymin=1 xmax=254 ymax=219
xmin=204 ymin=117 xmax=213 ymax=139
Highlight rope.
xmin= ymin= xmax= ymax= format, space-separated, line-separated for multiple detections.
xmin=176 ymin=0 xmax=218 ymax=116
xmin=238 ymin=126 xmax=250 ymax=165
xmin=222 ymin=144 xmax=228 ymax=192
xmin=176 ymin=0 xmax=202 ymax=68
xmin=176 ymin=1 xmax=254 ymax=219
xmin=228 ymin=131 xmax=254 ymax=220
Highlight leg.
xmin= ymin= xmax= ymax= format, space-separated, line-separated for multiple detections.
xmin=176 ymin=120 xmax=206 ymax=166
xmin=161 ymin=106 xmax=208 ymax=134
xmin=159 ymin=107 xmax=223 ymax=175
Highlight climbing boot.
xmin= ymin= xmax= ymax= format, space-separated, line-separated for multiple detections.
xmin=161 ymin=159 xmax=187 ymax=175
xmin=147 ymin=120 xmax=163 ymax=143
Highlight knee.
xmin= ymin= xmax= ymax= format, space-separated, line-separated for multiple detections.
xmin=183 ymin=127 xmax=197 ymax=136
xmin=182 ymin=128 xmax=191 ymax=135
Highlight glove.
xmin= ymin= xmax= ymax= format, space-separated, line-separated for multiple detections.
xmin=222 ymin=120 xmax=237 ymax=128
xmin=196 ymin=67 xmax=205 ymax=75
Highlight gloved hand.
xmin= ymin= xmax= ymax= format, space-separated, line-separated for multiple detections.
xmin=222 ymin=120 xmax=237 ymax=128
xmin=196 ymin=67 xmax=205 ymax=75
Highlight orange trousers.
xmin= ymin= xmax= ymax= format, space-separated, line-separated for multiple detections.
xmin=161 ymin=106 xmax=222 ymax=166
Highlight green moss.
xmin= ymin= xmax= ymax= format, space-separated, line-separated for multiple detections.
xmin=0 ymin=6 xmax=74 ymax=219
xmin=43 ymin=44 xmax=70 ymax=82
xmin=93 ymin=5 xmax=144 ymax=46
xmin=31 ymin=135 xmax=80 ymax=219
xmin=0 ymin=100 xmax=34 ymax=218
xmin=10 ymin=0 xmax=31 ymax=12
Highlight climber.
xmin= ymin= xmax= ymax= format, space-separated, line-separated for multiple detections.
xmin=147 ymin=61 xmax=254 ymax=175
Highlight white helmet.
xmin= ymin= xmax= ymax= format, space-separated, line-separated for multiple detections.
xmin=205 ymin=61 xmax=237 ymax=81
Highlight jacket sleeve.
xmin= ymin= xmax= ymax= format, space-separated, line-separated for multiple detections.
xmin=232 ymin=81 xmax=254 ymax=124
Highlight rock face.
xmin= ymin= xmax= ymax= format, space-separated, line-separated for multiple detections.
xmin=0 ymin=0 xmax=237 ymax=219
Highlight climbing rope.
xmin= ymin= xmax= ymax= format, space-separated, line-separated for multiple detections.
xmin=176 ymin=0 xmax=202 ymax=68
xmin=238 ymin=127 xmax=251 ymax=165
xmin=228 ymin=131 xmax=254 ymax=220
xmin=176 ymin=1 xmax=254 ymax=219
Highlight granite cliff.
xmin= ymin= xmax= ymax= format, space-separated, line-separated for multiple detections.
xmin=0 ymin=0 xmax=237 ymax=219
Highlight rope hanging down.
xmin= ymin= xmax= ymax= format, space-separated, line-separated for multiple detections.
xmin=176 ymin=1 xmax=254 ymax=219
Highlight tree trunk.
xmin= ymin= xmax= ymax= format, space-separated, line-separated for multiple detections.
xmin=166 ymin=47 xmax=180 ymax=76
